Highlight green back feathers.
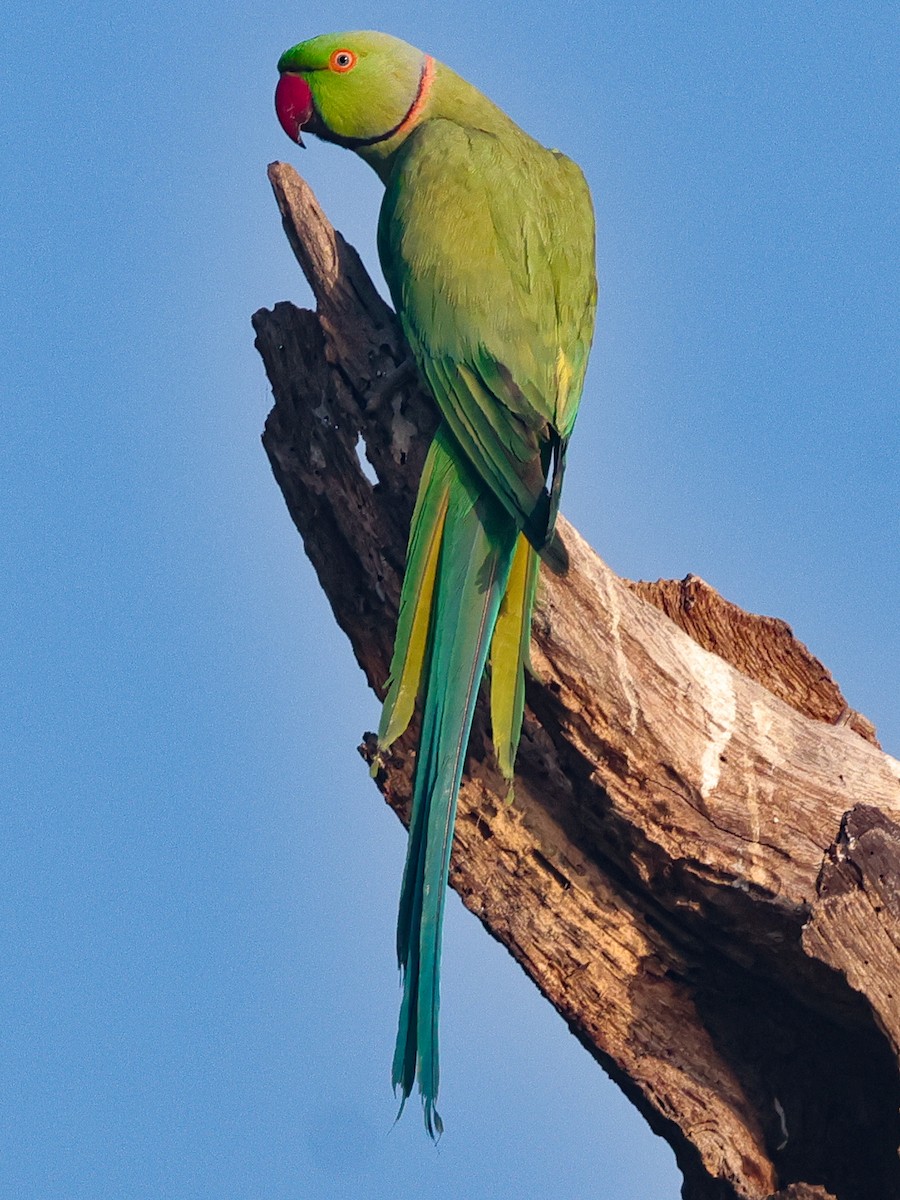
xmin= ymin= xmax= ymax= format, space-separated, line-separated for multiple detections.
xmin=378 ymin=116 xmax=594 ymax=551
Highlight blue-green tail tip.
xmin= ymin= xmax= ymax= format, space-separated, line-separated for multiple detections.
xmin=392 ymin=1080 xmax=443 ymax=1141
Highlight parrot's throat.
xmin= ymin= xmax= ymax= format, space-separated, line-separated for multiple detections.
xmin=334 ymin=54 xmax=435 ymax=150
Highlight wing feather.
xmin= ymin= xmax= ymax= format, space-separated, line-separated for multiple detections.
xmin=378 ymin=118 xmax=596 ymax=545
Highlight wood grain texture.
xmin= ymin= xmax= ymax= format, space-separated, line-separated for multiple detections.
xmin=769 ymin=1187 xmax=838 ymax=1200
xmin=628 ymin=576 xmax=879 ymax=746
xmin=803 ymin=806 xmax=900 ymax=1056
xmin=252 ymin=162 xmax=900 ymax=1200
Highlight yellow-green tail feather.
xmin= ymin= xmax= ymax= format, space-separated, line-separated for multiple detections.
xmin=378 ymin=425 xmax=525 ymax=1136
xmin=489 ymin=534 xmax=540 ymax=790
xmin=378 ymin=441 xmax=452 ymax=750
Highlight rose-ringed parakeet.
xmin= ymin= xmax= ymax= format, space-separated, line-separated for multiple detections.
xmin=275 ymin=30 xmax=596 ymax=1136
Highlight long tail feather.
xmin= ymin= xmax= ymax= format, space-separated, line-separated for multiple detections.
xmin=379 ymin=426 xmax=518 ymax=1136
xmin=378 ymin=440 xmax=454 ymax=751
xmin=489 ymin=534 xmax=540 ymax=787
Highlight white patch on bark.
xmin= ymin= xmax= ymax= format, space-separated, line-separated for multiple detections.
xmin=746 ymin=701 xmax=786 ymax=850
xmin=678 ymin=639 xmax=737 ymax=799
xmin=604 ymin=574 xmax=639 ymax=733
xmin=750 ymin=701 xmax=782 ymax=763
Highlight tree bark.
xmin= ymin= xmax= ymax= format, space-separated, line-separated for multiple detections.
xmin=252 ymin=162 xmax=900 ymax=1200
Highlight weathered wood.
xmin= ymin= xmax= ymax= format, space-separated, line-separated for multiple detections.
xmin=770 ymin=1187 xmax=838 ymax=1200
xmin=252 ymin=162 xmax=900 ymax=1200
xmin=628 ymin=576 xmax=879 ymax=746
xmin=803 ymin=806 xmax=900 ymax=1057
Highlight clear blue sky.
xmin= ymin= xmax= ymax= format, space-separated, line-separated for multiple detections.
xmin=2 ymin=3 xmax=897 ymax=1197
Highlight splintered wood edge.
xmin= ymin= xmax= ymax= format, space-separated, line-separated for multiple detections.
xmin=628 ymin=576 xmax=879 ymax=745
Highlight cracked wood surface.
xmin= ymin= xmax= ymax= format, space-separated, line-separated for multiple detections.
xmin=252 ymin=162 xmax=900 ymax=1200
xmin=804 ymin=806 xmax=900 ymax=1057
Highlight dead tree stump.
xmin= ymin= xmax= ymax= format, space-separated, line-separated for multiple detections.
xmin=252 ymin=162 xmax=900 ymax=1200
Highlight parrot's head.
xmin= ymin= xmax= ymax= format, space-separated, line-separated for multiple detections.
xmin=274 ymin=30 xmax=434 ymax=148
xmin=275 ymin=31 xmax=432 ymax=149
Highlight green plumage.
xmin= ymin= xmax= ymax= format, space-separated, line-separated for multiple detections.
xmin=386 ymin=428 xmax=518 ymax=1136
xmin=276 ymin=30 xmax=597 ymax=1135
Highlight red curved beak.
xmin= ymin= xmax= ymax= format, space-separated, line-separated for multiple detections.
xmin=275 ymin=73 xmax=313 ymax=146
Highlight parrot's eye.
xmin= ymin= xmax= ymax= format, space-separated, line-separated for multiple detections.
xmin=329 ymin=49 xmax=357 ymax=73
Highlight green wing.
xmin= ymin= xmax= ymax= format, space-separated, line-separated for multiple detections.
xmin=378 ymin=118 xmax=596 ymax=548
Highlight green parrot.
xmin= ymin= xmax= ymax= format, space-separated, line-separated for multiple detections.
xmin=275 ymin=30 xmax=596 ymax=1136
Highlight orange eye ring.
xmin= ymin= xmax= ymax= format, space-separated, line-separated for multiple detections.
xmin=329 ymin=48 xmax=357 ymax=73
